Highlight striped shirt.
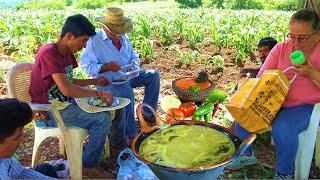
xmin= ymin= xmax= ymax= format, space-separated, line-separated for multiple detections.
xmin=0 ymin=158 xmax=51 ymax=179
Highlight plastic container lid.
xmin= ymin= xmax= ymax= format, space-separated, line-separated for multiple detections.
xmin=290 ymin=50 xmax=305 ymax=65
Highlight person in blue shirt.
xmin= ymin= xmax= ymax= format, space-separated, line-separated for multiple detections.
xmin=80 ymin=7 xmax=160 ymax=141
xmin=0 ymin=98 xmax=51 ymax=179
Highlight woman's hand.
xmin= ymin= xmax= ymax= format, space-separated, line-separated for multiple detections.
xmin=294 ymin=59 xmax=319 ymax=79
xmin=94 ymin=77 xmax=110 ymax=86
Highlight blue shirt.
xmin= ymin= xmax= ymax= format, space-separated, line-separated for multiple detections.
xmin=80 ymin=29 xmax=140 ymax=81
xmin=0 ymin=158 xmax=51 ymax=179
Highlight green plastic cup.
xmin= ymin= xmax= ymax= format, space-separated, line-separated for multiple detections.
xmin=290 ymin=50 xmax=305 ymax=65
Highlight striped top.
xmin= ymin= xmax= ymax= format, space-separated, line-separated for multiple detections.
xmin=0 ymin=158 xmax=51 ymax=179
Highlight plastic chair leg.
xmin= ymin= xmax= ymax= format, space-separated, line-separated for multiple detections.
xmin=64 ymin=128 xmax=87 ymax=179
xmin=295 ymin=104 xmax=320 ymax=179
xmin=316 ymin=128 xmax=320 ymax=168
xmin=58 ymin=137 xmax=65 ymax=156
xmin=31 ymin=131 xmax=49 ymax=167
xmin=104 ymin=137 xmax=110 ymax=159
xmin=295 ymin=132 xmax=314 ymax=179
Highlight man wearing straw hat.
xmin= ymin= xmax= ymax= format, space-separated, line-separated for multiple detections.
xmin=81 ymin=7 xmax=160 ymax=141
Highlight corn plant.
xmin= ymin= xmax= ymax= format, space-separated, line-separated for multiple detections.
xmin=133 ymin=36 xmax=154 ymax=61
xmin=204 ymin=55 xmax=225 ymax=70
xmin=178 ymin=50 xmax=198 ymax=66
xmin=159 ymin=23 xmax=173 ymax=46
xmin=186 ymin=25 xmax=205 ymax=49
xmin=0 ymin=8 xmax=293 ymax=66
xmin=136 ymin=15 xmax=152 ymax=39
xmin=0 ymin=69 xmax=5 ymax=83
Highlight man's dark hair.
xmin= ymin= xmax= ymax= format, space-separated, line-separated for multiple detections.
xmin=258 ymin=37 xmax=277 ymax=50
xmin=290 ymin=8 xmax=320 ymax=32
xmin=0 ymin=98 xmax=32 ymax=142
xmin=60 ymin=14 xmax=96 ymax=38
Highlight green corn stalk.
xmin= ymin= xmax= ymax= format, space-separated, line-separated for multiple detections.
xmin=178 ymin=50 xmax=198 ymax=66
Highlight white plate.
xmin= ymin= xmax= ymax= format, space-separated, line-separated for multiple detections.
xmin=75 ymin=97 xmax=131 ymax=113
xmin=88 ymin=97 xmax=120 ymax=107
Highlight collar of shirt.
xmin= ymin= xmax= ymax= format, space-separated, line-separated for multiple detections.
xmin=100 ymin=29 xmax=123 ymax=42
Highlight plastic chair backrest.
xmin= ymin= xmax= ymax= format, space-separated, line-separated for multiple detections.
xmin=7 ymin=62 xmax=67 ymax=132
xmin=7 ymin=62 xmax=32 ymax=103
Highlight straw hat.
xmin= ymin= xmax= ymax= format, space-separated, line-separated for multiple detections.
xmin=96 ymin=7 xmax=133 ymax=35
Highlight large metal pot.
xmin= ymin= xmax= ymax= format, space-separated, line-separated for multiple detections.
xmin=131 ymin=103 xmax=256 ymax=180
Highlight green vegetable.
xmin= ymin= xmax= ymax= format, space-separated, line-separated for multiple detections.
xmin=188 ymin=85 xmax=201 ymax=93
xmin=192 ymin=114 xmax=203 ymax=121
xmin=160 ymin=95 xmax=182 ymax=112
xmin=208 ymin=89 xmax=228 ymax=103
xmin=194 ymin=102 xmax=213 ymax=116
xmin=204 ymin=111 xmax=213 ymax=122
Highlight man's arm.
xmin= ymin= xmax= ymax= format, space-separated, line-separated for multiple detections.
xmin=52 ymin=73 xmax=96 ymax=98
xmin=73 ymin=79 xmax=97 ymax=87
xmin=80 ymin=39 xmax=104 ymax=77
xmin=73 ymin=77 xmax=109 ymax=87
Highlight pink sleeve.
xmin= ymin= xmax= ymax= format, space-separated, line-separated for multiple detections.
xmin=257 ymin=44 xmax=280 ymax=78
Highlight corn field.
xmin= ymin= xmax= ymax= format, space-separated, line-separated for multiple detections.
xmin=0 ymin=8 xmax=292 ymax=64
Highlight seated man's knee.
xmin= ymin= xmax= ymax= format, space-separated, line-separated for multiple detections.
xmin=152 ymin=70 xmax=160 ymax=80
xmin=95 ymin=111 xmax=112 ymax=127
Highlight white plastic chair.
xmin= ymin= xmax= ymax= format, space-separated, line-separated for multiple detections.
xmin=7 ymin=62 xmax=111 ymax=179
xmin=295 ymin=102 xmax=320 ymax=179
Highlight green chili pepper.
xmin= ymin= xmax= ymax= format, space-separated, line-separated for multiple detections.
xmin=192 ymin=114 xmax=203 ymax=121
xmin=208 ymin=89 xmax=228 ymax=103
xmin=188 ymin=85 xmax=201 ymax=93
xmin=194 ymin=102 xmax=213 ymax=116
xmin=204 ymin=111 xmax=213 ymax=122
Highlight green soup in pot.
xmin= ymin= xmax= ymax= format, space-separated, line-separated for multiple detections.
xmin=139 ymin=125 xmax=235 ymax=168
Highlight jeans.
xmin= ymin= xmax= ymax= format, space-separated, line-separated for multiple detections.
xmin=45 ymin=104 xmax=126 ymax=168
xmin=235 ymin=104 xmax=314 ymax=175
xmin=97 ymin=69 xmax=160 ymax=138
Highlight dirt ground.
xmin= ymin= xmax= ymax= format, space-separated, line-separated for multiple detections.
xmin=0 ymin=39 xmax=319 ymax=178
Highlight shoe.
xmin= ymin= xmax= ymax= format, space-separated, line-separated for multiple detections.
xmin=226 ymin=154 xmax=258 ymax=170
xmin=274 ymin=172 xmax=294 ymax=180
xmin=82 ymin=166 xmax=115 ymax=179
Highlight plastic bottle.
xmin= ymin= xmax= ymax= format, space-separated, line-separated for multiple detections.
xmin=290 ymin=50 xmax=306 ymax=65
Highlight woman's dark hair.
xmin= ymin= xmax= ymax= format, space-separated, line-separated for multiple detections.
xmin=60 ymin=14 xmax=96 ymax=38
xmin=0 ymin=98 xmax=32 ymax=142
xmin=290 ymin=8 xmax=320 ymax=32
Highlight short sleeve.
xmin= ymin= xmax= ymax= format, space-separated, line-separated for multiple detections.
xmin=38 ymin=50 xmax=65 ymax=80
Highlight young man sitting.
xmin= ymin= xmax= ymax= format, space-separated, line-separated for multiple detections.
xmin=29 ymin=14 xmax=127 ymax=178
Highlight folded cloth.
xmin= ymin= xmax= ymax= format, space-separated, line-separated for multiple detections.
xmin=48 ymin=159 xmax=70 ymax=179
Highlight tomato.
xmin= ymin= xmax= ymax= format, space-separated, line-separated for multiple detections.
xmin=165 ymin=108 xmax=185 ymax=124
xmin=179 ymin=102 xmax=196 ymax=117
